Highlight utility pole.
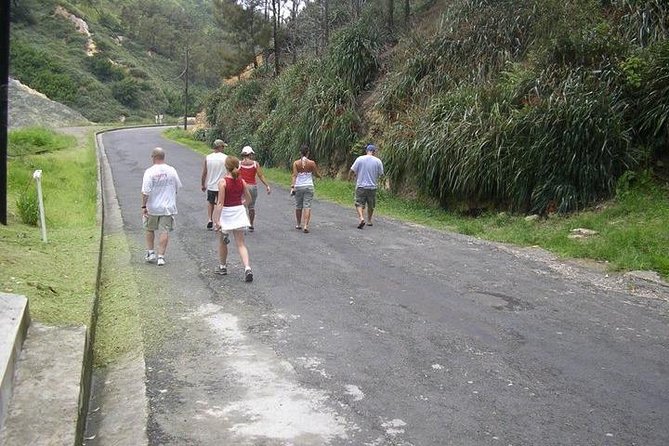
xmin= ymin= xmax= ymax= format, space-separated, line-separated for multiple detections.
xmin=1 ymin=0 xmax=11 ymax=225
xmin=183 ymin=44 xmax=189 ymax=131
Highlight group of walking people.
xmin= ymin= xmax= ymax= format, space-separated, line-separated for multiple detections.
xmin=140 ymin=140 xmax=384 ymax=282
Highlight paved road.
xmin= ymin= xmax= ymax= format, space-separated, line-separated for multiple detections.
xmin=99 ymin=127 xmax=669 ymax=446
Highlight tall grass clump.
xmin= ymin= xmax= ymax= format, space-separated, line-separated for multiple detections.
xmin=378 ymin=0 xmax=664 ymax=213
xmin=328 ymin=25 xmax=380 ymax=95
xmin=16 ymin=189 xmax=39 ymax=226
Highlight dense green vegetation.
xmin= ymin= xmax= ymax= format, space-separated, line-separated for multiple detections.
xmin=206 ymin=0 xmax=669 ymax=216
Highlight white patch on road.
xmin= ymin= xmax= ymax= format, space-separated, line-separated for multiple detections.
xmin=431 ymin=364 xmax=443 ymax=370
xmin=381 ymin=418 xmax=407 ymax=436
xmin=296 ymin=356 xmax=330 ymax=378
xmin=344 ymin=385 xmax=365 ymax=401
xmin=199 ymin=304 xmax=351 ymax=442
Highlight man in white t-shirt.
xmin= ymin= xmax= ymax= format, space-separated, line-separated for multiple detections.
xmin=350 ymin=144 xmax=384 ymax=229
xmin=201 ymin=139 xmax=228 ymax=230
xmin=141 ymin=147 xmax=182 ymax=266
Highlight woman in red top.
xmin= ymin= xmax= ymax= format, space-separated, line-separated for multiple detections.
xmin=213 ymin=156 xmax=254 ymax=282
xmin=239 ymin=146 xmax=271 ymax=232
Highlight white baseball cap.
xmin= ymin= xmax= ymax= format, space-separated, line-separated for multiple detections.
xmin=241 ymin=146 xmax=255 ymax=155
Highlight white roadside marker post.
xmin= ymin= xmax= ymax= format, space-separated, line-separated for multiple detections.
xmin=32 ymin=169 xmax=47 ymax=243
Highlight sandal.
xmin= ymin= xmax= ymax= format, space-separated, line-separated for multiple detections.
xmin=357 ymin=220 xmax=366 ymax=229
xmin=295 ymin=225 xmax=302 ymax=230
xmin=303 ymin=228 xmax=310 ymax=233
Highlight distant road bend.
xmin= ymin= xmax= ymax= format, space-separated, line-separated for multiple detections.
xmin=96 ymin=126 xmax=669 ymax=446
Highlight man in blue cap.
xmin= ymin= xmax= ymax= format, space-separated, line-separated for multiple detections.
xmin=349 ymin=143 xmax=384 ymax=229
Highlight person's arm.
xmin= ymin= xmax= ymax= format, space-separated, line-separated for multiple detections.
xmin=141 ymin=193 xmax=149 ymax=216
xmin=313 ymin=161 xmax=322 ymax=179
xmin=256 ymin=162 xmax=271 ymax=194
xmin=201 ymin=159 xmax=208 ymax=192
xmin=349 ymin=158 xmax=358 ymax=181
xmin=242 ymin=180 xmax=252 ymax=204
xmin=290 ymin=161 xmax=298 ymax=193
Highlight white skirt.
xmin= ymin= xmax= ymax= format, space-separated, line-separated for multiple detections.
xmin=219 ymin=205 xmax=250 ymax=231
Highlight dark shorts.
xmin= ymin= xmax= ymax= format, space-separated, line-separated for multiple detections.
xmin=207 ymin=190 xmax=218 ymax=205
xmin=355 ymin=187 xmax=377 ymax=210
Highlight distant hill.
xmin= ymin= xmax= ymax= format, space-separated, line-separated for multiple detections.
xmin=9 ymin=0 xmax=222 ymax=123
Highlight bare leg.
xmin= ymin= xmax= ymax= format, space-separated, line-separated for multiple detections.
xmin=355 ymin=206 xmax=365 ymax=222
xmin=248 ymin=209 xmax=256 ymax=226
xmin=367 ymin=208 xmax=374 ymax=225
xmin=302 ymin=208 xmax=312 ymax=230
xmin=218 ymin=231 xmax=229 ymax=265
xmin=295 ymin=209 xmax=303 ymax=227
xmin=157 ymin=232 xmax=169 ymax=256
xmin=233 ymin=229 xmax=250 ymax=268
xmin=207 ymin=202 xmax=215 ymax=222
xmin=145 ymin=230 xmax=155 ymax=250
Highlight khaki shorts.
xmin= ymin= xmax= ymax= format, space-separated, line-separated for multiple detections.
xmin=143 ymin=215 xmax=175 ymax=232
xmin=355 ymin=187 xmax=377 ymax=210
xmin=294 ymin=186 xmax=314 ymax=209
xmin=246 ymin=185 xmax=258 ymax=210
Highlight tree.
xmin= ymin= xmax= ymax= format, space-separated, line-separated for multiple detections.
xmin=272 ymin=0 xmax=280 ymax=76
xmin=213 ymin=0 xmax=271 ymax=74
xmin=387 ymin=0 xmax=394 ymax=31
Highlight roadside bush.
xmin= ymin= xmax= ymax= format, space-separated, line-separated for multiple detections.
xmin=16 ymin=189 xmax=40 ymax=227
xmin=9 ymin=127 xmax=75 ymax=157
xmin=635 ymin=41 xmax=669 ymax=156
xmin=385 ymin=69 xmax=639 ymax=213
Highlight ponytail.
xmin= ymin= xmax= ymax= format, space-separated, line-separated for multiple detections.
xmin=225 ymin=156 xmax=241 ymax=178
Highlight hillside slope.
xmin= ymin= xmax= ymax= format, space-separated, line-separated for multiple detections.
xmin=9 ymin=0 xmax=216 ymax=123
xmin=205 ymin=0 xmax=669 ymax=214
xmin=8 ymin=77 xmax=90 ymax=129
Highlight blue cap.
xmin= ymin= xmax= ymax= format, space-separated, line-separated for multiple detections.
xmin=366 ymin=144 xmax=377 ymax=152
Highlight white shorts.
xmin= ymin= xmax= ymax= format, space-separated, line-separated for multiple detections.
xmin=219 ymin=205 xmax=250 ymax=231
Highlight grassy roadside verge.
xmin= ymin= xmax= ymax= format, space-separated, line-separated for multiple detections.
xmin=163 ymin=129 xmax=669 ymax=280
xmin=1 ymin=127 xmax=98 ymax=325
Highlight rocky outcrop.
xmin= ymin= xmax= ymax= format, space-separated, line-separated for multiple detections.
xmin=8 ymin=78 xmax=91 ymax=129
xmin=54 ymin=6 xmax=97 ymax=56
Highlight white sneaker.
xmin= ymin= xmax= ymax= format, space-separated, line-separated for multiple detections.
xmin=215 ymin=264 xmax=227 ymax=275
xmin=156 ymin=257 xmax=165 ymax=266
xmin=145 ymin=252 xmax=157 ymax=263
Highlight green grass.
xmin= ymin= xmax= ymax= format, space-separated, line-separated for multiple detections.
xmin=163 ymin=128 xmax=212 ymax=154
xmin=167 ymin=129 xmax=669 ymax=279
xmin=1 ymin=127 xmax=99 ymax=325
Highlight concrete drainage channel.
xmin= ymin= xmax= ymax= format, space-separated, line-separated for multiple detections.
xmin=0 ymin=128 xmax=152 ymax=445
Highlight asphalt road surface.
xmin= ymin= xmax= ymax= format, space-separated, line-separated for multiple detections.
xmin=100 ymin=127 xmax=669 ymax=446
